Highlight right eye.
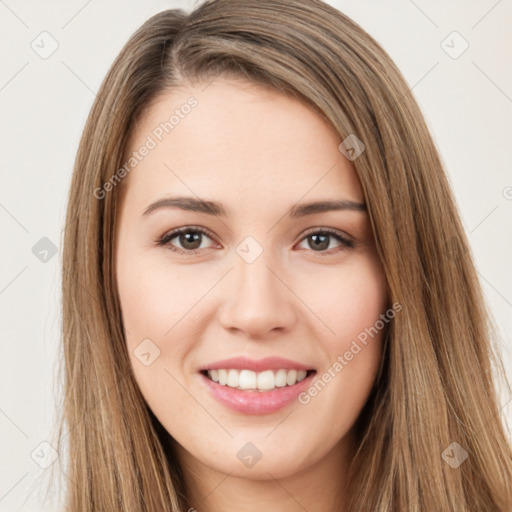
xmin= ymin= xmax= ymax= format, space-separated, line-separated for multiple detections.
xmin=156 ymin=226 xmax=218 ymax=255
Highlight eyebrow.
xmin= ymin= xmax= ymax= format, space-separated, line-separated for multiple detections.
xmin=142 ymin=196 xmax=367 ymax=218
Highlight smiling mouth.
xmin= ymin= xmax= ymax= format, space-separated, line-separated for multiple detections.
xmin=200 ymin=368 xmax=317 ymax=392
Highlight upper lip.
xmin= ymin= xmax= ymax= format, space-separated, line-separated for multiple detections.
xmin=199 ymin=356 xmax=315 ymax=373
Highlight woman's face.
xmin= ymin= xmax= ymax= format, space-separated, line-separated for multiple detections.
xmin=115 ymin=77 xmax=388 ymax=481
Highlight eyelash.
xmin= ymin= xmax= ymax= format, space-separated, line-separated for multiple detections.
xmin=156 ymin=225 xmax=355 ymax=256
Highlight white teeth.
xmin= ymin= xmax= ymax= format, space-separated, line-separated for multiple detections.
xmin=275 ymin=369 xmax=287 ymax=387
xmin=239 ymin=369 xmax=257 ymax=389
xmin=227 ymin=369 xmax=239 ymax=387
xmin=218 ymin=369 xmax=227 ymax=385
xmin=205 ymin=368 xmax=309 ymax=391
xmin=286 ymin=369 xmax=297 ymax=386
xmin=257 ymin=370 xmax=275 ymax=390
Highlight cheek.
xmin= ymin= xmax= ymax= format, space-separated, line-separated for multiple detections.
xmin=297 ymin=253 xmax=388 ymax=426
xmin=117 ymin=248 xmax=208 ymax=345
xmin=300 ymin=251 xmax=388 ymax=343
xmin=116 ymin=248 xmax=223 ymax=415
xmin=116 ymin=252 xmax=206 ymax=422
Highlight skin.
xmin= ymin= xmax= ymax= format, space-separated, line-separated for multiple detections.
xmin=115 ymin=77 xmax=388 ymax=512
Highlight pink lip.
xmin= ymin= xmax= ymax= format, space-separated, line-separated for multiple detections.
xmin=199 ymin=370 xmax=316 ymax=415
xmin=198 ymin=356 xmax=315 ymax=373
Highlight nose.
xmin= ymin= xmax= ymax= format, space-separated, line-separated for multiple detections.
xmin=218 ymin=250 xmax=297 ymax=340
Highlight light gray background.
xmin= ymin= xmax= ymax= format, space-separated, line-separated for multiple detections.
xmin=1 ymin=1 xmax=511 ymax=510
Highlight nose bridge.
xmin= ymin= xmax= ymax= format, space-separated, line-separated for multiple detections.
xmin=233 ymin=237 xmax=285 ymax=304
xmin=218 ymin=236 xmax=296 ymax=337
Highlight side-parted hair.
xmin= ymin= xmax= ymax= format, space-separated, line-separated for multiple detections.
xmin=56 ymin=0 xmax=512 ymax=510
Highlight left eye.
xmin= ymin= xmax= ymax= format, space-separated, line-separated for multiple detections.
xmin=297 ymin=228 xmax=354 ymax=253
xmin=157 ymin=226 xmax=217 ymax=253
xmin=157 ymin=226 xmax=354 ymax=255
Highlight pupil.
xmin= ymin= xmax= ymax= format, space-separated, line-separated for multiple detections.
xmin=181 ymin=231 xmax=201 ymax=250
xmin=310 ymin=233 xmax=329 ymax=251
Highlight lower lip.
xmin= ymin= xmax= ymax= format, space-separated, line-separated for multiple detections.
xmin=199 ymin=371 xmax=316 ymax=415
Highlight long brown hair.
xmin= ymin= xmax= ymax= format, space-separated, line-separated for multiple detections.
xmin=55 ymin=0 xmax=512 ymax=510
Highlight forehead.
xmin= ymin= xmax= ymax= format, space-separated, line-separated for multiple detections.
xmin=122 ymin=77 xmax=363 ymax=211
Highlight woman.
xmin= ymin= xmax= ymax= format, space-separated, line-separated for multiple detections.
xmin=56 ymin=0 xmax=512 ymax=510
